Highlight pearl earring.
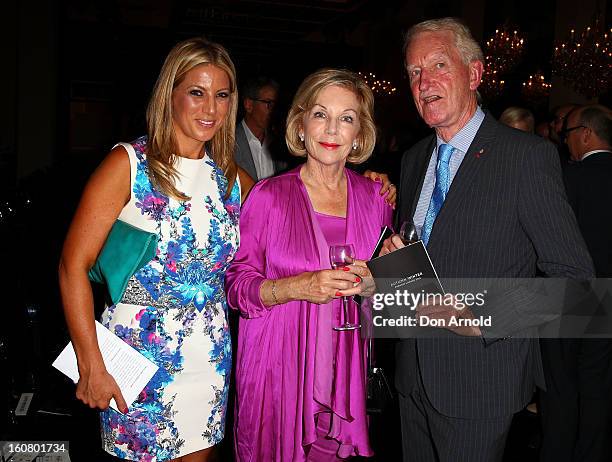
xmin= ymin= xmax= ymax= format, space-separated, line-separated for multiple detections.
xmin=299 ymin=133 xmax=304 ymax=142
xmin=352 ymin=140 xmax=358 ymax=150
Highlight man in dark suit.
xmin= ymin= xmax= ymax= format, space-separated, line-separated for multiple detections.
xmin=382 ymin=18 xmax=594 ymax=461
xmin=565 ymin=105 xmax=612 ymax=274
xmin=235 ymin=77 xmax=286 ymax=181
xmin=539 ymin=104 xmax=612 ymax=462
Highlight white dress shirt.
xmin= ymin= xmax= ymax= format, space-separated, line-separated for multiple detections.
xmin=581 ymin=149 xmax=612 ymax=161
xmin=413 ymin=107 xmax=485 ymax=235
xmin=241 ymin=120 xmax=275 ymax=180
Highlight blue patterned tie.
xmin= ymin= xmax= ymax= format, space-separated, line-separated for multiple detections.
xmin=421 ymin=144 xmax=455 ymax=247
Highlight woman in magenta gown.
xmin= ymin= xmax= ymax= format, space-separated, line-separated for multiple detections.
xmin=225 ymin=68 xmax=393 ymax=461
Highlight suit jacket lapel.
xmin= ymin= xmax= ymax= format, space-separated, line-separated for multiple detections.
xmin=411 ymin=137 xmax=437 ymax=217
xmin=427 ymin=113 xmax=498 ymax=246
xmin=235 ymin=124 xmax=258 ymax=180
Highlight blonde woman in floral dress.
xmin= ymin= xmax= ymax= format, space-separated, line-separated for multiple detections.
xmin=59 ymin=38 xmax=244 ymax=462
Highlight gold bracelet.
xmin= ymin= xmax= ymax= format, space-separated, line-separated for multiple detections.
xmin=271 ymin=279 xmax=279 ymax=305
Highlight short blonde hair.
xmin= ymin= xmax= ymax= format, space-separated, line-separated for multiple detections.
xmin=499 ymin=106 xmax=535 ymax=133
xmin=285 ymin=68 xmax=376 ymax=164
xmin=146 ymin=37 xmax=238 ymax=200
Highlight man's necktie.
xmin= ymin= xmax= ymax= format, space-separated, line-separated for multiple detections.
xmin=420 ymin=144 xmax=455 ymax=246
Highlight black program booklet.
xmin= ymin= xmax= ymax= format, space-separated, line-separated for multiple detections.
xmin=370 ymin=226 xmax=394 ymax=260
xmin=367 ymin=239 xmax=444 ymax=294
xmin=354 ymin=226 xmax=394 ymax=306
xmin=367 ymin=237 xmax=445 ymax=337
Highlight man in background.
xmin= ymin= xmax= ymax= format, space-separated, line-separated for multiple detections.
xmin=550 ymin=104 xmax=578 ymax=166
xmin=540 ymin=104 xmax=612 ymax=462
xmin=235 ymin=77 xmax=286 ymax=181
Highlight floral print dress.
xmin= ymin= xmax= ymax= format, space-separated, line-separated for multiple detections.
xmin=99 ymin=137 xmax=239 ymax=461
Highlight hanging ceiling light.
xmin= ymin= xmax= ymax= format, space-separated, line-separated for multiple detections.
xmin=552 ymin=15 xmax=612 ymax=98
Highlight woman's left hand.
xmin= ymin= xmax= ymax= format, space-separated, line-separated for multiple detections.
xmin=363 ymin=170 xmax=397 ymax=208
xmin=344 ymin=259 xmax=376 ymax=298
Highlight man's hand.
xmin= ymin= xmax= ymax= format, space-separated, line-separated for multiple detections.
xmin=379 ymin=234 xmax=405 ymax=256
xmin=415 ymin=295 xmax=482 ymax=337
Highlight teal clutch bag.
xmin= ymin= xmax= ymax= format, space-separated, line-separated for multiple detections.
xmin=88 ymin=220 xmax=158 ymax=305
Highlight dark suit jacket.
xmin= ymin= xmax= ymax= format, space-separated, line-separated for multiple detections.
xmin=564 ymin=151 xmax=612 ymax=277
xmin=235 ymin=123 xmax=287 ymax=181
xmin=396 ymin=113 xmax=594 ymax=419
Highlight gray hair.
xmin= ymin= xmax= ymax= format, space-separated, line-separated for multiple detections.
xmin=578 ymin=104 xmax=612 ymax=146
xmin=403 ymin=17 xmax=484 ymax=64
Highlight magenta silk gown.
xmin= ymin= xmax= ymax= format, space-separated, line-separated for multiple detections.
xmin=225 ymin=166 xmax=393 ymax=461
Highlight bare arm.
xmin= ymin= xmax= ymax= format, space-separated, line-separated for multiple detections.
xmin=58 ymin=145 xmax=131 ymax=412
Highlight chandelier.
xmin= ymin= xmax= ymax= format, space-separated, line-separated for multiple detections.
xmin=484 ymin=27 xmax=526 ymax=75
xmin=480 ymin=26 xmax=526 ymax=99
xmin=522 ymin=72 xmax=552 ymax=101
xmin=358 ymin=72 xmax=397 ymax=96
xmin=552 ymin=15 xmax=612 ymax=98
xmin=479 ymin=76 xmax=506 ymax=100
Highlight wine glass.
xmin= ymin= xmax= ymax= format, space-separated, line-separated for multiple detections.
xmin=399 ymin=220 xmax=419 ymax=245
xmin=329 ymin=244 xmax=360 ymax=331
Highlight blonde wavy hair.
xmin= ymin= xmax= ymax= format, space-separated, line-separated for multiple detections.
xmin=146 ymin=37 xmax=238 ymax=200
xmin=285 ymin=68 xmax=376 ymax=164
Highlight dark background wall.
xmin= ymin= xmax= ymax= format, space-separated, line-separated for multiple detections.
xmin=2 ymin=0 xmax=610 ymax=191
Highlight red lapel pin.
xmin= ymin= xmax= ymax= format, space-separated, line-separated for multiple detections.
xmin=475 ymin=148 xmax=485 ymax=158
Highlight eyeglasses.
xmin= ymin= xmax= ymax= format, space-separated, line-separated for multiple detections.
xmin=253 ymin=98 xmax=276 ymax=109
xmin=561 ymin=125 xmax=587 ymax=141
